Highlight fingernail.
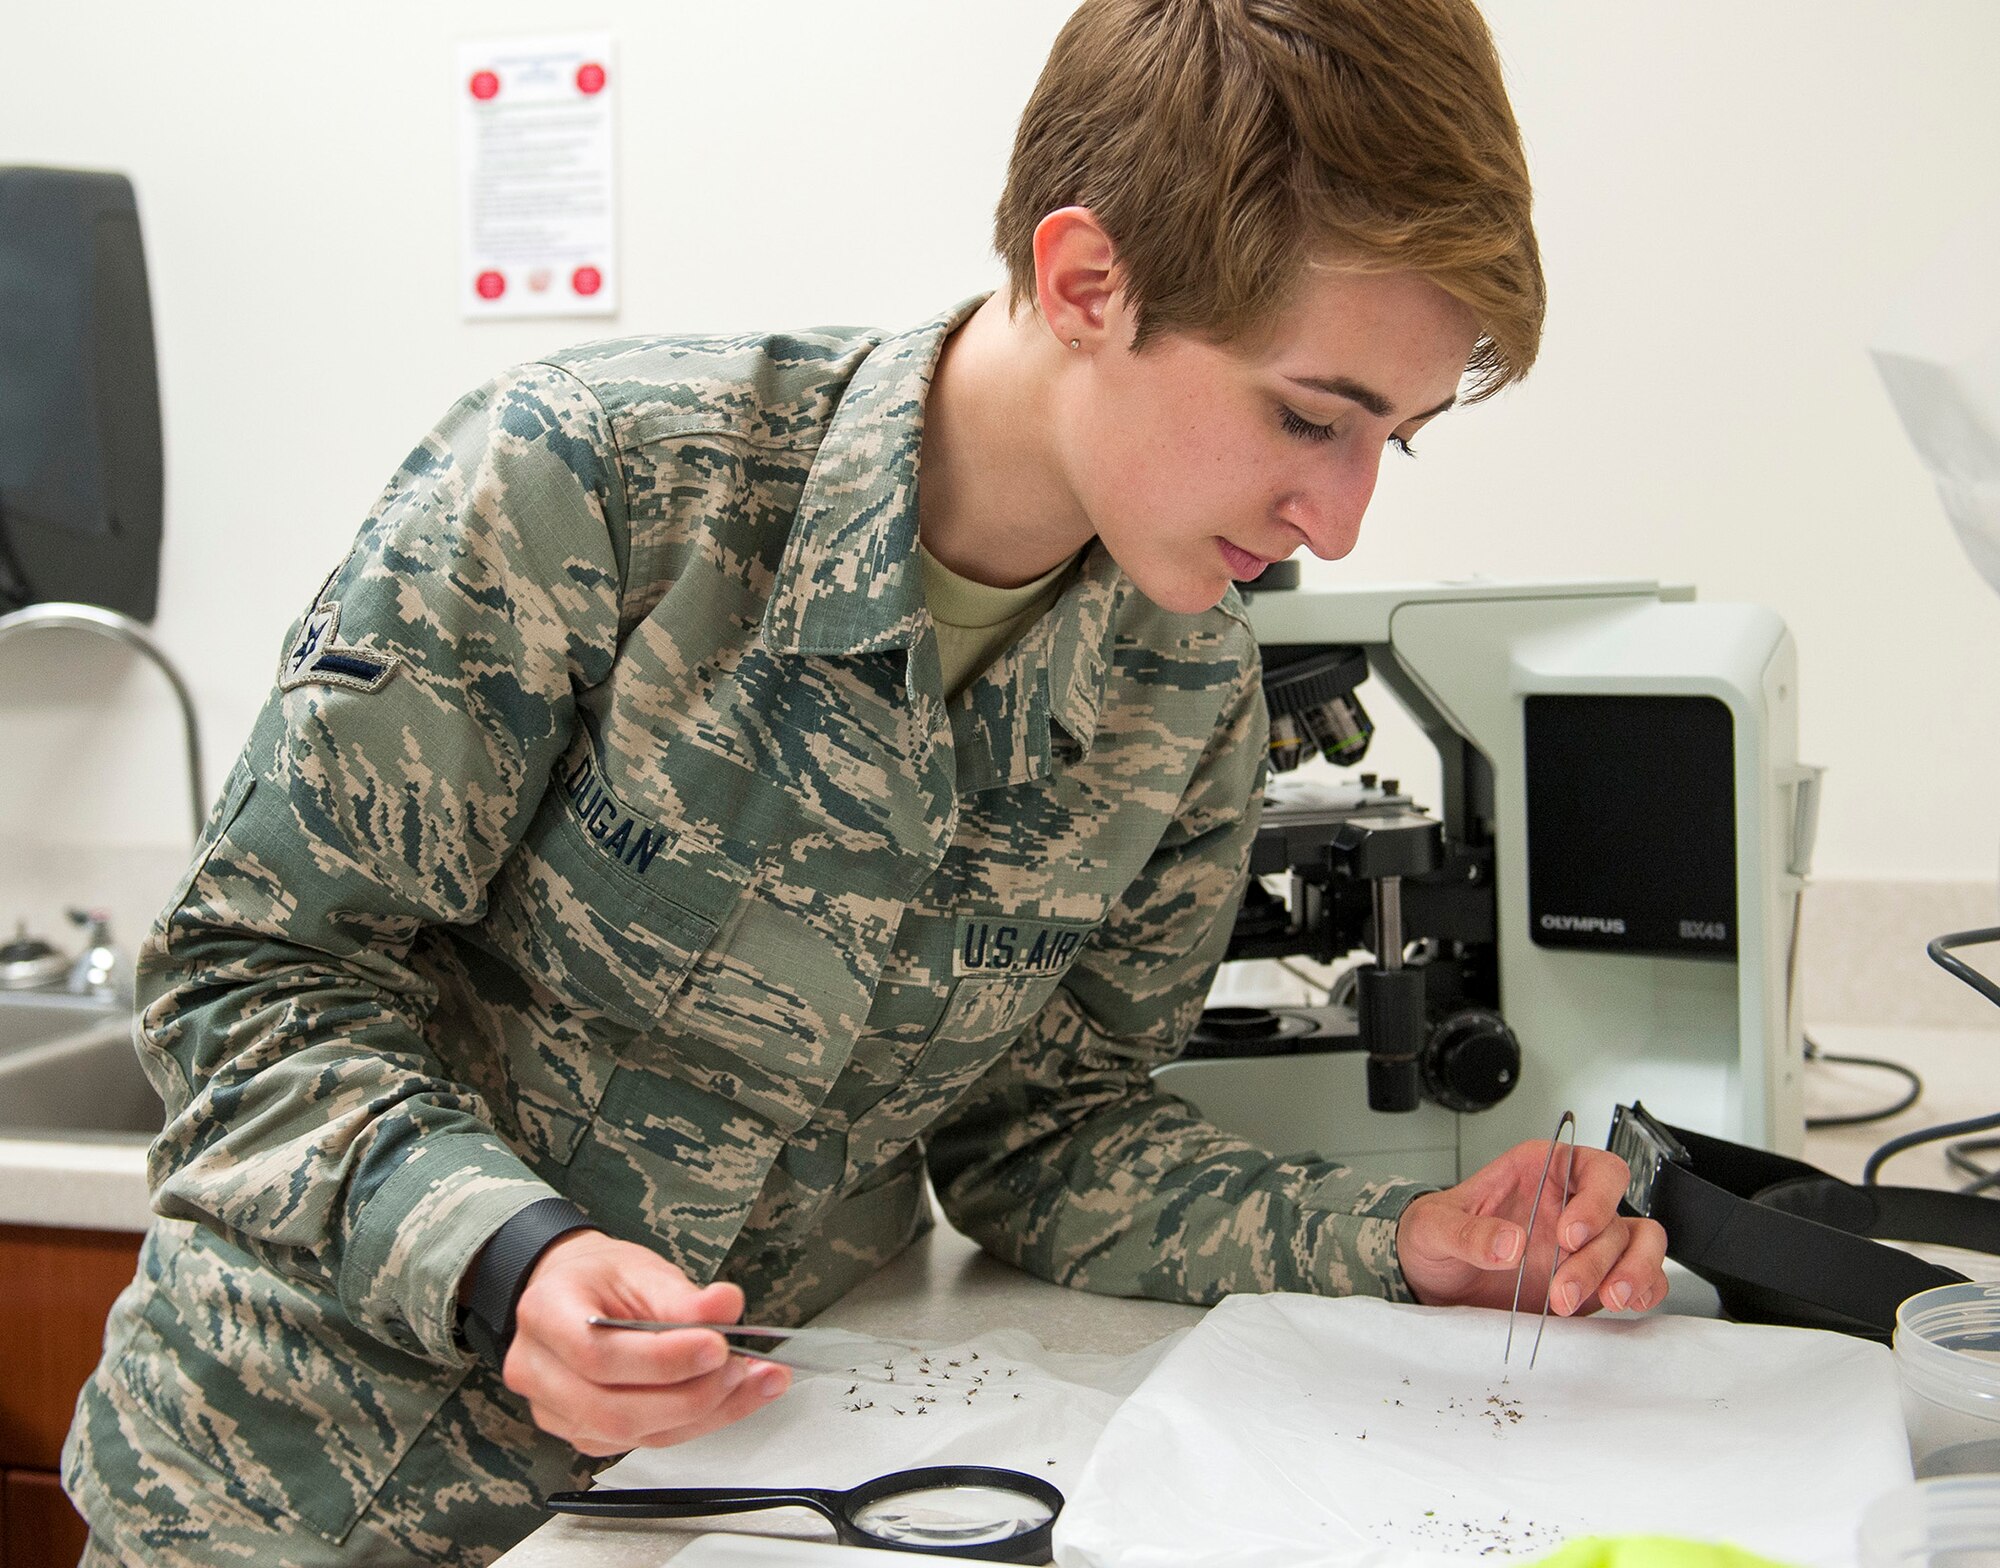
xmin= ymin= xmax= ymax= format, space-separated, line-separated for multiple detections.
xmin=1565 ymin=1223 xmax=1588 ymax=1249
xmin=754 ymin=1368 xmax=788 ymax=1400
xmin=1609 ymin=1281 xmax=1633 ymax=1310
xmin=1491 ymin=1229 xmax=1519 ymax=1264
xmin=1557 ymin=1283 xmax=1580 ymax=1315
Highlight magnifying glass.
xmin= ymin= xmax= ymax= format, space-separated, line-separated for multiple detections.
xmin=547 ymin=1463 xmax=1064 ymax=1562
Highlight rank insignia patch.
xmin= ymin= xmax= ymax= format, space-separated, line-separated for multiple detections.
xmin=279 ymin=603 xmax=401 ymax=693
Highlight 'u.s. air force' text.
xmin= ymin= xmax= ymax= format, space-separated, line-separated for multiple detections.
xmin=952 ymin=919 xmax=1091 ymax=979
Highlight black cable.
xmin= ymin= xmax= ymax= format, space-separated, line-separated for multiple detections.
xmin=1945 ymin=1136 xmax=2000 ymax=1197
xmin=1862 ymin=927 xmax=2000 ymax=1187
xmin=1928 ymin=925 xmax=2000 ymax=1008
xmin=1802 ymin=1032 xmax=1923 ymax=1129
xmin=1865 ymin=1108 xmax=2000 ymax=1187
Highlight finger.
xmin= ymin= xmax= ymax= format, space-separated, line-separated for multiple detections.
xmin=1418 ymin=1203 xmax=1525 ymax=1271
xmin=525 ymin=1283 xmax=748 ymax=1386
xmin=510 ymin=1335 xmax=756 ymax=1450
xmin=1545 ymin=1215 xmax=1632 ymax=1315
xmin=1548 ymin=1148 xmax=1633 ymax=1253
xmin=530 ymin=1235 xmax=743 ymax=1334
xmin=521 ymin=1304 xmax=738 ymax=1387
xmin=579 ymin=1318 xmax=758 ymax=1387
xmin=1593 ymin=1216 xmax=1670 ymax=1312
xmin=630 ymin=1360 xmax=793 ymax=1449
xmin=548 ymin=1265 xmax=742 ymax=1334
xmin=607 ymin=1275 xmax=745 ymax=1328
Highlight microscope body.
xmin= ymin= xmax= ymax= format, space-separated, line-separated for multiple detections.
xmin=1151 ymin=578 xmax=1820 ymax=1186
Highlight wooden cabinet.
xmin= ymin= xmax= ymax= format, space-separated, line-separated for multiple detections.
xmin=4 ymin=1470 xmax=89 ymax=1567
xmin=0 ymin=1225 xmax=143 ymax=1568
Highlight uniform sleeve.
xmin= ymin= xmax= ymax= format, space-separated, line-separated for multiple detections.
xmin=924 ymin=649 xmax=1434 ymax=1305
xmin=133 ymin=361 xmax=626 ymax=1365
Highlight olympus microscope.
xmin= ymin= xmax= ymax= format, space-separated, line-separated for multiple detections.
xmin=1153 ymin=573 xmax=1822 ymax=1186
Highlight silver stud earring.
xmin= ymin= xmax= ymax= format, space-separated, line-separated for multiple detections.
xmin=1070 ymin=338 xmax=1081 ymax=350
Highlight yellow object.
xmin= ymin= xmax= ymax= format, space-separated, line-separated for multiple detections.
xmin=1531 ymin=1538 xmax=1801 ymax=1568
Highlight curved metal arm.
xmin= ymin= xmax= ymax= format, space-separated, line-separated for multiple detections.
xmin=0 ymin=601 xmax=206 ymax=842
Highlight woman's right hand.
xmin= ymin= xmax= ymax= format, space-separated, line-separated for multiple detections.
xmin=501 ymin=1230 xmax=791 ymax=1457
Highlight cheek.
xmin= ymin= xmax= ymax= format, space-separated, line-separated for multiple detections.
xmin=1071 ymin=390 xmax=1175 ymax=525
xmin=1069 ymin=363 xmax=1262 ymax=542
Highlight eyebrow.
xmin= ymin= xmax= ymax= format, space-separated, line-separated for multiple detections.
xmin=1287 ymin=374 xmax=1457 ymax=423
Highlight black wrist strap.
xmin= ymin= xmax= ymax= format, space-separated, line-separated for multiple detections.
xmin=460 ymin=1197 xmax=596 ymax=1368
xmin=1644 ymin=1118 xmax=2000 ymax=1341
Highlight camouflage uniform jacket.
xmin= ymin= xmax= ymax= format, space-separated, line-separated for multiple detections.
xmin=67 ymin=298 xmax=1427 ymax=1562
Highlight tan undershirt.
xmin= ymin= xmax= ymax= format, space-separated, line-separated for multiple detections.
xmin=918 ymin=541 xmax=1078 ymax=699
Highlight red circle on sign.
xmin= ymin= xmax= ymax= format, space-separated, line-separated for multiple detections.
xmin=476 ymin=270 xmax=506 ymax=300
xmin=470 ymin=70 xmax=500 ymax=100
xmin=571 ymin=266 xmax=602 ymax=296
xmin=576 ymin=62 xmax=607 ymax=95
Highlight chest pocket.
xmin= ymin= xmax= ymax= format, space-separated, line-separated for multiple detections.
xmin=934 ymin=913 xmax=1099 ymax=1044
xmin=831 ymin=910 xmax=1102 ymax=1182
xmin=475 ymin=777 xmax=736 ymax=1030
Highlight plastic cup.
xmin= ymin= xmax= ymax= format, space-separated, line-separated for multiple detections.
xmin=1895 ymin=1282 xmax=2000 ymax=1478
xmin=1858 ymin=1475 xmax=2000 ymax=1568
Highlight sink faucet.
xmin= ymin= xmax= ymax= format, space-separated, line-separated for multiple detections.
xmin=66 ymin=908 xmax=123 ymax=999
xmin=0 ymin=600 xmax=206 ymax=842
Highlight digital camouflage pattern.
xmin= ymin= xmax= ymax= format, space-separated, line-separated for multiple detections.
xmin=66 ymin=296 xmax=1428 ymax=1564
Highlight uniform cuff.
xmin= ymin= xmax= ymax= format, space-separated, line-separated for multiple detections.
xmin=459 ymin=1196 xmax=597 ymax=1368
xmin=340 ymin=1132 xmax=566 ymax=1364
xmin=1299 ymin=1168 xmax=1435 ymax=1303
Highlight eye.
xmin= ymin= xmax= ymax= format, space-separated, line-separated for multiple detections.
xmin=1390 ymin=434 xmax=1420 ymax=459
xmin=1280 ymin=407 xmax=1336 ymax=443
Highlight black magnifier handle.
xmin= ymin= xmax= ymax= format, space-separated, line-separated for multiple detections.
xmin=547 ymin=1485 xmax=845 ymax=1525
xmin=551 ymin=1468 xmax=1065 ymax=1564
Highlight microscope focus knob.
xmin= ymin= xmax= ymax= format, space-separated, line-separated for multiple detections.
xmin=1421 ymin=1008 xmax=1522 ymax=1114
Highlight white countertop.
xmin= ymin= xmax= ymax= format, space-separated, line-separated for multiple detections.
xmin=0 ymin=1132 xmax=153 ymax=1230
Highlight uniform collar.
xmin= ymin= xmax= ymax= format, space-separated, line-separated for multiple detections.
xmin=761 ymin=295 xmax=986 ymax=658
xmin=946 ymin=541 xmax=1130 ymax=791
xmin=761 ymin=295 xmax=1134 ymax=776
xmin=1040 ymin=542 xmax=1126 ymax=755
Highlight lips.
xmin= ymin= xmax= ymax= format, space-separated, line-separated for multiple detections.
xmin=1218 ymin=539 xmax=1274 ymax=580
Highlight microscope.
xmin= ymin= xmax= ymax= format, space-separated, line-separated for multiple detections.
xmin=1152 ymin=573 xmax=1822 ymax=1186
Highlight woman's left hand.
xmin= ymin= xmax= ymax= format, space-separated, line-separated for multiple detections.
xmin=1394 ymin=1141 xmax=1669 ymax=1315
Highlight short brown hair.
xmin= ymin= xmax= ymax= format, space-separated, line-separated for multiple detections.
xmin=995 ymin=0 xmax=1543 ymax=399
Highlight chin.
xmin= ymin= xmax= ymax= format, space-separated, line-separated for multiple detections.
xmin=1129 ymin=571 xmax=1232 ymax=617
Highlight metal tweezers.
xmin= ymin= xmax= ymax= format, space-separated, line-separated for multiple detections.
xmin=588 ymin=1317 xmax=809 ymax=1339
xmin=1503 ymin=1109 xmax=1577 ymax=1370
xmin=586 ymin=1317 xmax=926 ymax=1353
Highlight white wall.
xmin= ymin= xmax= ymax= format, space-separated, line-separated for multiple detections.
xmin=3 ymin=2 xmax=1997 ymax=888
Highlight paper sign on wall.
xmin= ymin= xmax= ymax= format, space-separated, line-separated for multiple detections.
xmin=457 ymin=33 xmax=617 ymax=319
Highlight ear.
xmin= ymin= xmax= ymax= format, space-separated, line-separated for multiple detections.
xmin=1031 ymin=207 xmax=1121 ymax=352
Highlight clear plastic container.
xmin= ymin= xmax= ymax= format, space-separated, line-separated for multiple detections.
xmin=1858 ymin=1475 xmax=2000 ymax=1568
xmin=1895 ymin=1282 xmax=2000 ymax=1478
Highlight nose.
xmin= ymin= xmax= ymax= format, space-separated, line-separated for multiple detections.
xmin=1277 ymin=449 xmax=1381 ymax=561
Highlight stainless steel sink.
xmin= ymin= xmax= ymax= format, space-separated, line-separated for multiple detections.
xmin=0 ymin=992 xmax=165 ymax=1136
xmin=1 ymin=992 xmax=126 ymax=1053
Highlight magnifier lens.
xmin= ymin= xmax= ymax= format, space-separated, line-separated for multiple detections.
xmin=850 ymin=1483 xmax=1056 ymax=1547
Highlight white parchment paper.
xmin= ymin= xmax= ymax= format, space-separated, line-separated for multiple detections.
xmin=1055 ymin=1295 xmax=1911 ymax=1568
